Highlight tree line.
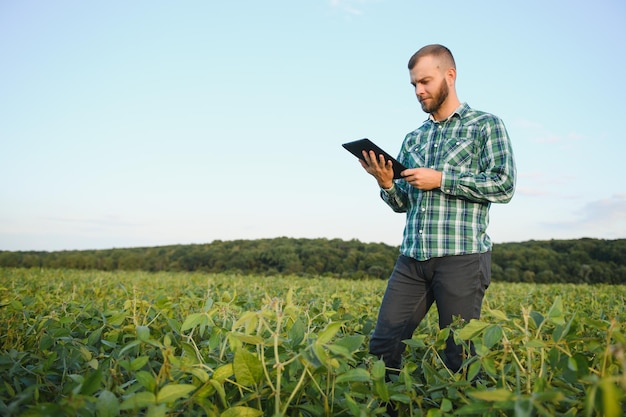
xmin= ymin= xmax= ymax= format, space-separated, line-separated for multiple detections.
xmin=0 ymin=237 xmax=624 ymax=284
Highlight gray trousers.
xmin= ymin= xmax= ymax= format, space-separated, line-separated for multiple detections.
xmin=369 ymin=252 xmax=491 ymax=372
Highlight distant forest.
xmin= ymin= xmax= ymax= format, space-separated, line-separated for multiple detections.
xmin=0 ymin=238 xmax=624 ymax=284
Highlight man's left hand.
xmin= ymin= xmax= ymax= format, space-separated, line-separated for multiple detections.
xmin=401 ymin=168 xmax=443 ymax=190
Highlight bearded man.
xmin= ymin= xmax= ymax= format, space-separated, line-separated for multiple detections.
xmin=359 ymin=44 xmax=517 ymax=396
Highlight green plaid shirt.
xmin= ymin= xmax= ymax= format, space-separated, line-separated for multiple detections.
xmin=382 ymin=103 xmax=516 ymax=261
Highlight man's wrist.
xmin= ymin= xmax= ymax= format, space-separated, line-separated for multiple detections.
xmin=380 ymin=182 xmax=394 ymax=192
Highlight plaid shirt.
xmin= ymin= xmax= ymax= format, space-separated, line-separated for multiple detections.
xmin=382 ymin=103 xmax=516 ymax=261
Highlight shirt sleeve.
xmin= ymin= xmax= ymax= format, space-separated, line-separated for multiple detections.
xmin=440 ymin=116 xmax=516 ymax=204
xmin=380 ymin=183 xmax=409 ymax=213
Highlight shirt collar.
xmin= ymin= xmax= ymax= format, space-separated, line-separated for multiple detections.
xmin=428 ymin=102 xmax=469 ymax=123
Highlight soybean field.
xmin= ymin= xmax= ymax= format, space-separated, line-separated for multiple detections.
xmin=1 ymin=268 xmax=624 ymax=416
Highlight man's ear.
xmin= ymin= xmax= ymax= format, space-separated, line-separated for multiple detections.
xmin=446 ymin=67 xmax=456 ymax=85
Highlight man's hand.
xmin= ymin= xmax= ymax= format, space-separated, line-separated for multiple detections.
xmin=359 ymin=150 xmax=394 ymax=189
xmin=401 ymin=168 xmax=442 ymax=190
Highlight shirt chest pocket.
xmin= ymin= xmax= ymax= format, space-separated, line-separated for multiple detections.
xmin=442 ymin=135 xmax=476 ymax=171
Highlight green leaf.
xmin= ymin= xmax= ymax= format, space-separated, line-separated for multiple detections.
xmin=483 ymin=325 xmax=503 ymax=348
xmin=455 ymin=402 xmax=495 ymax=414
xmin=135 ymin=370 xmax=156 ymax=392
xmin=552 ymin=313 xmax=576 ymax=342
xmin=371 ymin=359 xmax=386 ymax=380
xmin=221 ymin=406 xmax=263 ymax=417
xmin=118 ymin=339 xmax=141 ymax=356
xmin=525 ymin=339 xmax=545 ymax=348
xmin=96 ymin=390 xmax=120 ymax=417
xmin=599 ymin=378 xmax=622 ymax=417
xmin=213 ymin=363 xmax=234 ymax=383
xmin=229 ymin=331 xmax=264 ymax=345
xmin=146 ymin=404 xmax=167 ymax=417
xmin=130 ymin=356 xmax=149 ymax=371
xmin=136 ymin=325 xmax=151 ymax=341
xmin=181 ymin=313 xmax=207 ymax=332
xmin=374 ymin=377 xmax=390 ymax=402
xmin=316 ymin=321 xmax=343 ymax=345
xmin=156 ymin=383 xmax=196 ymax=404
xmin=468 ymin=388 xmax=514 ymax=402
xmin=233 ymin=349 xmax=263 ymax=386
xmin=440 ymin=398 xmax=453 ymax=412
xmin=514 ymin=398 xmax=533 ymax=417
xmin=80 ymin=368 xmax=103 ymax=396
xmin=189 ymin=367 xmax=210 ymax=383
xmin=457 ymin=320 xmax=489 ymax=340
xmin=467 ymin=360 xmax=482 ymax=382
xmin=529 ymin=311 xmax=544 ymax=328
xmin=487 ymin=308 xmax=509 ymax=321
xmin=335 ymin=368 xmax=371 ymax=384
xmin=210 ymin=379 xmax=227 ymax=408
xmin=344 ymin=393 xmax=360 ymax=415
xmin=312 ymin=343 xmax=329 ymax=367
xmin=120 ymin=391 xmax=156 ymax=410
xmin=334 ymin=334 xmax=365 ymax=353
xmin=287 ymin=318 xmax=305 ymax=347
xmin=327 ymin=343 xmax=352 ymax=358
xmin=389 ymin=393 xmax=411 ymax=404
xmin=546 ymin=296 xmax=566 ymax=325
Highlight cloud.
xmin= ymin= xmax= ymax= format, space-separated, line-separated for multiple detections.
xmin=530 ymin=131 xmax=586 ymax=145
xmin=515 ymin=171 xmax=579 ymax=197
xmin=512 ymin=118 xmax=543 ymax=129
xmin=576 ymin=194 xmax=626 ymax=225
xmin=329 ymin=0 xmax=368 ymax=15
xmin=542 ymin=194 xmax=626 ymax=238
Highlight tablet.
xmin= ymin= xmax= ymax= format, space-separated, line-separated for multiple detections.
xmin=342 ymin=138 xmax=407 ymax=179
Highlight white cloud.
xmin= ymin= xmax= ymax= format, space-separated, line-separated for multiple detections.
xmin=543 ymin=194 xmax=626 ymax=238
xmin=329 ymin=0 xmax=370 ymax=15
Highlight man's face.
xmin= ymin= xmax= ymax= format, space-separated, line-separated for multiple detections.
xmin=410 ymin=55 xmax=449 ymax=115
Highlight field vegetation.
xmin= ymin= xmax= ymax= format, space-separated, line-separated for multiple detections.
xmin=1 ymin=268 xmax=624 ymax=416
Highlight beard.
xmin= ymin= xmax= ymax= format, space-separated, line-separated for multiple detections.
xmin=419 ymin=78 xmax=449 ymax=114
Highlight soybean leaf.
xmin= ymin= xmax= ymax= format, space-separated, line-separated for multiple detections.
xmin=229 ymin=331 xmax=264 ymax=345
xmin=335 ymin=368 xmax=371 ymax=384
xmin=213 ymin=363 xmax=234 ymax=383
xmin=146 ymin=404 xmax=167 ymax=417
xmin=468 ymin=388 xmax=514 ymax=402
xmin=233 ymin=349 xmax=263 ymax=386
xmin=316 ymin=321 xmax=343 ymax=345
xmin=120 ymin=391 xmax=157 ymax=410
xmin=487 ymin=308 xmax=509 ymax=321
xmin=458 ymin=320 xmax=489 ymax=340
xmin=287 ymin=318 xmax=306 ymax=347
xmin=221 ymin=406 xmax=264 ymax=417
xmin=156 ymin=383 xmax=196 ymax=404
xmin=371 ymin=359 xmax=386 ymax=380
xmin=80 ymin=368 xmax=103 ymax=396
xmin=136 ymin=325 xmax=151 ymax=342
xmin=96 ymin=390 xmax=119 ymax=417
xmin=546 ymin=296 xmax=566 ymax=325
xmin=136 ymin=370 xmax=156 ymax=392
xmin=334 ymin=334 xmax=365 ymax=353
xmin=483 ymin=325 xmax=503 ymax=348
xmin=181 ymin=313 xmax=208 ymax=333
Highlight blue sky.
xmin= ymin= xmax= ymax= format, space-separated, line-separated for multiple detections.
xmin=1 ymin=0 xmax=625 ymax=251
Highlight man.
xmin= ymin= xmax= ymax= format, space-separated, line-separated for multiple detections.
xmin=360 ymin=44 xmax=516 ymax=377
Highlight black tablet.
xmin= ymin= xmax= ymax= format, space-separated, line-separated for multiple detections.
xmin=342 ymin=138 xmax=407 ymax=179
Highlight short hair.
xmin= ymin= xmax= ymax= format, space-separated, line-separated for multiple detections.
xmin=407 ymin=44 xmax=456 ymax=71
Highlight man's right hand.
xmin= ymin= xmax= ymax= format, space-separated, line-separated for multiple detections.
xmin=359 ymin=150 xmax=394 ymax=189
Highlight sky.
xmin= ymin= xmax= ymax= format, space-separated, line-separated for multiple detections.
xmin=1 ymin=0 xmax=625 ymax=252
